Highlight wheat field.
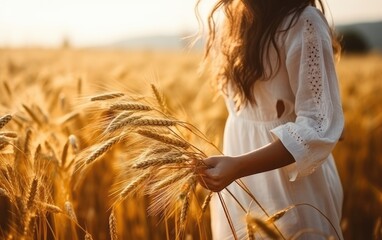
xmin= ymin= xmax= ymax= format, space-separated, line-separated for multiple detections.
xmin=0 ymin=48 xmax=381 ymax=239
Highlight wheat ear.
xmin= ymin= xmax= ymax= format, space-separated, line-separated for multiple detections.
xmin=151 ymin=84 xmax=167 ymax=112
xmin=133 ymin=156 xmax=188 ymax=169
xmin=109 ymin=208 xmax=118 ymax=240
xmin=0 ymin=114 xmax=12 ymax=129
xmin=119 ymin=172 xmax=151 ymax=201
xmin=110 ymin=103 xmax=152 ymax=111
xmin=85 ymin=232 xmax=94 ymax=240
xmin=247 ymin=215 xmax=281 ymax=239
xmin=90 ymin=92 xmax=124 ymax=101
xmin=137 ymin=130 xmax=189 ymax=148
xmin=132 ymin=118 xmax=177 ymax=127
xmin=86 ymin=136 xmax=120 ymax=165
xmin=106 ymin=116 xmax=142 ymax=133
xmin=65 ymin=201 xmax=78 ymax=223
xmin=26 ymin=177 xmax=38 ymax=209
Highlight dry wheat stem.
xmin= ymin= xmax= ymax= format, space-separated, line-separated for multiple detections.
xmin=3 ymin=81 xmax=12 ymax=97
xmin=218 ymin=192 xmax=239 ymax=240
xmin=61 ymin=140 xmax=69 ymax=168
xmin=0 ymin=114 xmax=12 ymax=129
xmin=85 ymin=136 xmax=121 ymax=165
xmin=289 ymin=228 xmax=333 ymax=240
xmin=22 ymin=104 xmax=42 ymax=126
xmin=109 ymin=103 xmax=152 ymax=111
xmin=109 ymin=209 xmax=118 ymax=240
xmin=90 ymin=92 xmax=124 ymax=101
xmin=292 ymin=203 xmax=340 ymax=240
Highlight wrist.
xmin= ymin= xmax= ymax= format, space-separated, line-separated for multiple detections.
xmin=232 ymin=155 xmax=251 ymax=179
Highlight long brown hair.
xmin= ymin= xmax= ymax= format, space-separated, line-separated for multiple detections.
xmin=197 ymin=0 xmax=340 ymax=108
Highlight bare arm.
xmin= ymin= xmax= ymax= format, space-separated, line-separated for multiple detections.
xmin=197 ymin=139 xmax=295 ymax=192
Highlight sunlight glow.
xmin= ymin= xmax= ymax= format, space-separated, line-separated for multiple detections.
xmin=0 ymin=0 xmax=381 ymax=47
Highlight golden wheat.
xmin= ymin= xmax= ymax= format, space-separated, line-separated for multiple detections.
xmin=119 ymin=171 xmax=151 ymax=201
xmin=0 ymin=114 xmax=12 ymax=129
xmin=109 ymin=209 xmax=119 ymax=240
xmin=90 ymin=92 xmax=124 ymax=101
xmin=64 ymin=201 xmax=78 ymax=223
xmin=106 ymin=116 xmax=142 ymax=133
xmin=0 ymin=131 xmax=17 ymax=138
xmin=246 ymin=214 xmax=281 ymax=239
xmin=137 ymin=130 xmax=190 ymax=148
xmin=85 ymin=136 xmax=121 ymax=165
xmin=109 ymin=103 xmax=152 ymax=111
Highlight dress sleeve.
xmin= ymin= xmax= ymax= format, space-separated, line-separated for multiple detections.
xmin=270 ymin=9 xmax=344 ymax=181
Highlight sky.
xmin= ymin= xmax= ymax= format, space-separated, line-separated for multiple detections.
xmin=0 ymin=0 xmax=381 ymax=47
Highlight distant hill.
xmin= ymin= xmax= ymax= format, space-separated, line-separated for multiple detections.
xmin=337 ymin=21 xmax=382 ymax=53
xmin=107 ymin=21 xmax=382 ymax=53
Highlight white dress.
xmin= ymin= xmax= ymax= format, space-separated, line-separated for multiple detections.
xmin=210 ymin=6 xmax=344 ymax=240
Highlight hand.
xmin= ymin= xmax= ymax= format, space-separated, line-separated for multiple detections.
xmin=197 ymin=155 xmax=240 ymax=192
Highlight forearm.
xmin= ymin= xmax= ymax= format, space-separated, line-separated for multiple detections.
xmin=234 ymin=139 xmax=295 ymax=179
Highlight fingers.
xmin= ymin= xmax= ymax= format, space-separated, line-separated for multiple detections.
xmin=196 ymin=169 xmax=226 ymax=192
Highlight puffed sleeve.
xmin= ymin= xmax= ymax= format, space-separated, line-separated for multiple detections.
xmin=270 ymin=8 xmax=344 ymax=181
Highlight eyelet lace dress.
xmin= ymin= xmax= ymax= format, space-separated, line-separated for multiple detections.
xmin=210 ymin=6 xmax=344 ymax=240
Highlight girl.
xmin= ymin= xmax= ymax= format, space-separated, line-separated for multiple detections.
xmin=197 ymin=0 xmax=344 ymax=239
